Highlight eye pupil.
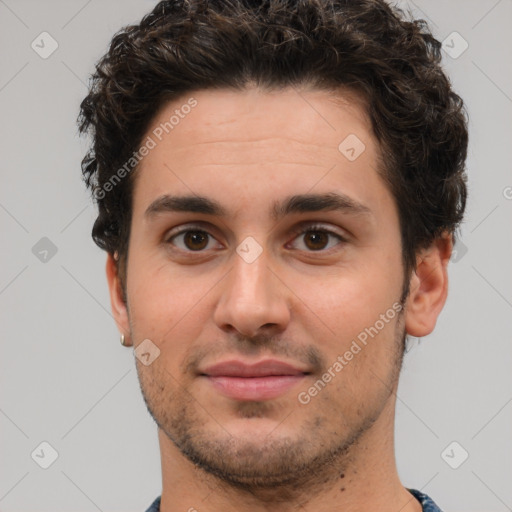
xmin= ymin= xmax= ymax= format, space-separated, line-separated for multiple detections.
xmin=184 ymin=231 xmax=208 ymax=250
xmin=305 ymin=231 xmax=328 ymax=250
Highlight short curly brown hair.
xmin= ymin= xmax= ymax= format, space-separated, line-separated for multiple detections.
xmin=78 ymin=0 xmax=468 ymax=304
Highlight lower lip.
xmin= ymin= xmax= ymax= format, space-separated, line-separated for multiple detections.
xmin=203 ymin=375 xmax=307 ymax=401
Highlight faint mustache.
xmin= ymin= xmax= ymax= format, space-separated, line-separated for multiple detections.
xmin=182 ymin=333 xmax=326 ymax=376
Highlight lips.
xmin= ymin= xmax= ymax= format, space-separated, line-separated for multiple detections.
xmin=199 ymin=359 xmax=310 ymax=401
xmin=201 ymin=359 xmax=309 ymax=378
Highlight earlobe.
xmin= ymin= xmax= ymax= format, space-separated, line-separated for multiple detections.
xmin=105 ymin=252 xmax=131 ymax=345
xmin=404 ymin=232 xmax=453 ymax=338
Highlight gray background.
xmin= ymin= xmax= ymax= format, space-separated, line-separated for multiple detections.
xmin=1 ymin=1 xmax=511 ymax=511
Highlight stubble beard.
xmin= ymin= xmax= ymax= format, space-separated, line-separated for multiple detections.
xmin=135 ymin=320 xmax=407 ymax=500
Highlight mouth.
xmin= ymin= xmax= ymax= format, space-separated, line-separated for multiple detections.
xmin=199 ymin=359 xmax=311 ymax=401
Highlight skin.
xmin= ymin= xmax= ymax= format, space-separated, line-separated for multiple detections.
xmin=106 ymin=86 xmax=452 ymax=512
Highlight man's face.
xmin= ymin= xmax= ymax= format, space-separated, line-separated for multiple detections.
xmin=120 ymin=87 xmax=408 ymax=488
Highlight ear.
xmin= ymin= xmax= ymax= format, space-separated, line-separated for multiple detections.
xmin=105 ymin=252 xmax=131 ymax=346
xmin=404 ymin=232 xmax=453 ymax=338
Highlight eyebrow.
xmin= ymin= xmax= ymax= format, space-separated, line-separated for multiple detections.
xmin=144 ymin=192 xmax=372 ymax=221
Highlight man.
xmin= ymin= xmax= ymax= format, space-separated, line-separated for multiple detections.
xmin=78 ymin=1 xmax=468 ymax=511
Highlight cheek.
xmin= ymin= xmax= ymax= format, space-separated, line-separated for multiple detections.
xmin=317 ymin=314 xmax=402 ymax=412
xmin=293 ymin=261 xmax=399 ymax=344
xmin=126 ymin=260 xmax=212 ymax=349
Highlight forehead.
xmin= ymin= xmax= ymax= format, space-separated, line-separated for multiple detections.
xmin=131 ymin=86 xmax=389 ymax=221
xmin=143 ymin=86 xmax=372 ymax=156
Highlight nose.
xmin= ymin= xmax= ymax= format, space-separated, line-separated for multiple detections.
xmin=213 ymin=246 xmax=291 ymax=338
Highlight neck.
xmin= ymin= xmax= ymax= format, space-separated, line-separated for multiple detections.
xmin=157 ymin=395 xmax=421 ymax=512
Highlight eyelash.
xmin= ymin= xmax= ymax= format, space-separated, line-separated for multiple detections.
xmin=165 ymin=223 xmax=347 ymax=253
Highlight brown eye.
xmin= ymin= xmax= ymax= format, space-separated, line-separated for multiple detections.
xmin=303 ymin=230 xmax=330 ymax=250
xmin=288 ymin=224 xmax=346 ymax=253
xmin=166 ymin=228 xmax=219 ymax=252
xmin=183 ymin=231 xmax=209 ymax=250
